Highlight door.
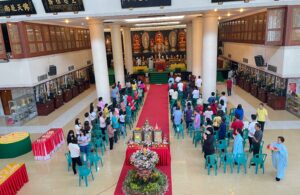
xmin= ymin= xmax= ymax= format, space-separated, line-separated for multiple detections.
xmin=0 ymin=90 xmax=12 ymax=115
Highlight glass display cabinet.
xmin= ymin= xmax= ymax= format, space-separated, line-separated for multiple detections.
xmin=33 ymin=66 xmax=91 ymax=116
xmin=6 ymin=94 xmax=37 ymax=125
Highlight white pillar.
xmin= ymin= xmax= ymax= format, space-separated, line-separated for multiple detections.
xmin=192 ymin=17 xmax=203 ymax=77
xmin=186 ymin=23 xmax=193 ymax=72
xmin=88 ymin=19 xmax=111 ymax=103
xmin=123 ymin=27 xmax=133 ymax=74
xmin=202 ymin=14 xmax=218 ymax=102
xmin=111 ymin=24 xmax=125 ymax=86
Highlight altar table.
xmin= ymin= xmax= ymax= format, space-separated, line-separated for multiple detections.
xmin=0 ymin=163 xmax=28 ymax=195
xmin=155 ymin=61 xmax=167 ymax=72
xmin=125 ymin=146 xmax=170 ymax=166
xmin=32 ymin=128 xmax=64 ymax=160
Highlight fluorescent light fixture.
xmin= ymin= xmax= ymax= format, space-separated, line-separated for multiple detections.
xmin=135 ymin=21 xmax=180 ymax=27
xmin=125 ymin=15 xmax=185 ymax=23
xmin=131 ymin=24 xmax=186 ymax=31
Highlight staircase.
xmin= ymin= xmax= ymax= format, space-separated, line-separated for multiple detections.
xmin=149 ymin=72 xmax=169 ymax=84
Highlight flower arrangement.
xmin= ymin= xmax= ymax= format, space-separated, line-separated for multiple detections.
xmin=130 ymin=148 xmax=159 ymax=172
xmin=122 ymin=169 xmax=168 ymax=195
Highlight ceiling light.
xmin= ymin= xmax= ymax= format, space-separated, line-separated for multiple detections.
xmin=240 ymin=8 xmax=244 ymax=12
xmin=65 ymin=19 xmax=70 ymax=24
xmin=131 ymin=24 xmax=186 ymax=31
xmin=214 ymin=9 xmax=218 ymax=12
xmin=135 ymin=21 xmax=181 ymax=27
xmin=81 ymin=22 xmax=85 ymax=26
xmin=124 ymin=15 xmax=185 ymax=23
xmin=85 ymin=16 xmax=89 ymax=20
xmin=227 ymin=13 xmax=231 ymax=17
xmin=218 ymin=16 xmax=222 ymax=20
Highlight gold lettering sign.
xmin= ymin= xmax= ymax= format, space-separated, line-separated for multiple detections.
xmin=0 ymin=1 xmax=36 ymax=16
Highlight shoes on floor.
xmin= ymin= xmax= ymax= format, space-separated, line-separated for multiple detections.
xmin=276 ymin=177 xmax=281 ymax=181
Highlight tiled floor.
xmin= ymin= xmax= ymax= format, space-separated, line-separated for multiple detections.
xmin=0 ymin=84 xmax=299 ymax=195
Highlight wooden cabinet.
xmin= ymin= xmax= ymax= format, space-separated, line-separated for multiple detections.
xmin=53 ymin=94 xmax=64 ymax=109
xmin=267 ymin=93 xmax=286 ymax=110
xmin=77 ymin=82 xmax=85 ymax=93
xmin=63 ymin=89 xmax=73 ymax=102
xmin=84 ymin=81 xmax=90 ymax=90
xmin=219 ymin=11 xmax=267 ymax=44
xmin=250 ymin=84 xmax=258 ymax=97
xmin=36 ymin=99 xmax=55 ymax=116
xmin=258 ymin=88 xmax=268 ymax=103
xmin=244 ymin=80 xmax=251 ymax=92
xmin=7 ymin=22 xmax=91 ymax=59
xmin=72 ymin=86 xmax=79 ymax=97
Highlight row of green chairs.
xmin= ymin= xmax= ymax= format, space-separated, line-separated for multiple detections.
xmin=205 ymin=152 xmax=267 ymax=176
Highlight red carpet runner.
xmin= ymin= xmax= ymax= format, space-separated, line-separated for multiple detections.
xmin=114 ymin=84 xmax=172 ymax=195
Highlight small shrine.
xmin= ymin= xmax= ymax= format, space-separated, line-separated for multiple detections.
xmin=129 ymin=120 xmax=168 ymax=147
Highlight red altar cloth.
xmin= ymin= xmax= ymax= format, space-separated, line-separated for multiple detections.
xmin=32 ymin=128 xmax=64 ymax=160
xmin=0 ymin=163 xmax=28 ymax=195
xmin=125 ymin=146 xmax=170 ymax=166
xmin=155 ymin=61 xmax=167 ymax=71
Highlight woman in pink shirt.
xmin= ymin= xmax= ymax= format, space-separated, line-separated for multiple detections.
xmin=97 ymin=97 xmax=105 ymax=111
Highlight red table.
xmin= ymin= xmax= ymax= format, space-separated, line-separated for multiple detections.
xmin=32 ymin=128 xmax=64 ymax=160
xmin=0 ymin=163 xmax=28 ymax=195
xmin=125 ymin=146 xmax=170 ymax=166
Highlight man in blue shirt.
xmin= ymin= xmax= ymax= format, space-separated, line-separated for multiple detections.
xmin=173 ymin=105 xmax=183 ymax=125
xmin=168 ymin=75 xmax=174 ymax=88
xmin=111 ymin=84 xmax=119 ymax=106
xmin=207 ymin=92 xmax=216 ymax=105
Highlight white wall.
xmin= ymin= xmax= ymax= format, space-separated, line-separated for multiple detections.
xmin=0 ymin=49 xmax=92 ymax=88
xmin=282 ymin=46 xmax=300 ymax=78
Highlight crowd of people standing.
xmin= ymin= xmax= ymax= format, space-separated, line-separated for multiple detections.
xmin=168 ymin=72 xmax=288 ymax=181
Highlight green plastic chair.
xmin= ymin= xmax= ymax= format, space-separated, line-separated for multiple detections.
xmin=249 ymin=153 xmax=267 ymax=174
xmin=175 ymin=124 xmax=184 ymax=139
xmin=125 ymin=115 xmax=133 ymax=129
xmin=193 ymin=130 xmax=202 ymax=148
xmin=216 ymin=139 xmax=228 ymax=153
xmin=220 ymin=153 xmax=234 ymax=173
xmin=242 ymin=129 xmax=249 ymax=149
xmin=236 ymin=153 xmax=248 ymax=174
xmin=226 ymin=130 xmax=233 ymax=145
xmin=95 ymin=138 xmax=106 ymax=156
xmin=88 ymin=152 xmax=103 ymax=172
xmin=259 ymin=141 xmax=264 ymax=154
xmin=65 ymin=153 xmax=72 ymax=172
xmin=205 ymin=154 xmax=218 ymax=176
xmin=119 ymin=123 xmax=127 ymax=138
xmin=188 ymin=123 xmax=195 ymax=138
xmin=77 ymin=165 xmax=94 ymax=187
xmin=229 ymin=108 xmax=236 ymax=115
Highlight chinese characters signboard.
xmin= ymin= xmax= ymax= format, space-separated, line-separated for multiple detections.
xmin=42 ymin=0 xmax=84 ymax=13
xmin=121 ymin=0 xmax=171 ymax=9
xmin=0 ymin=0 xmax=36 ymax=16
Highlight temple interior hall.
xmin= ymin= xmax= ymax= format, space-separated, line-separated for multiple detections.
xmin=0 ymin=0 xmax=300 ymax=195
